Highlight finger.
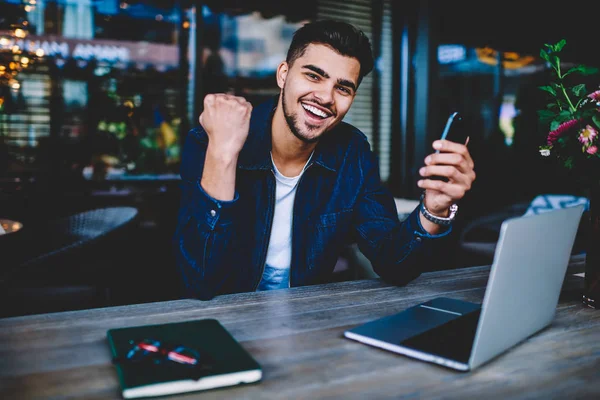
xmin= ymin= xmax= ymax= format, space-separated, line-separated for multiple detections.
xmin=433 ymin=139 xmax=467 ymax=154
xmin=425 ymin=153 xmax=472 ymax=177
xmin=417 ymin=179 xmax=466 ymax=200
xmin=432 ymin=140 xmax=474 ymax=170
xmin=233 ymin=95 xmax=248 ymax=105
xmin=420 ymin=165 xmax=469 ymax=185
xmin=203 ymin=94 xmax=215 ymax=108
xmin=420 ymin=159 xmax=475 ymax=191
xmin=220 ymin=93 xmax=240 ymax=103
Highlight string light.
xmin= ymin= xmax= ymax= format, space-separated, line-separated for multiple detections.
xmin=0 ymin=1 xmax=44 ymax=90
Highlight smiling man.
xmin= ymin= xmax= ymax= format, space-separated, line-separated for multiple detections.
xmin=174 ymin=20 xmax=476 ymax=300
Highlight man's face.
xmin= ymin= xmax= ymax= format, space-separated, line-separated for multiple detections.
xmin=277 ymin=44 xmax=360 ymax=143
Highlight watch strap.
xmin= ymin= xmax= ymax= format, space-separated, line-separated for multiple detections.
xmin=419 ymin=192 xmax=458 ymax=226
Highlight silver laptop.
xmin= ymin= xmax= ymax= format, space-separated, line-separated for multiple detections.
xmin=344 ymin=205 xmax=585 ymax=371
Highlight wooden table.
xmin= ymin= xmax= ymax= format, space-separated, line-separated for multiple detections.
xmin=1 ymin=256 xmax=599 ymax=399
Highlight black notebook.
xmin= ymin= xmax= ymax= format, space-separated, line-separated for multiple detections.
xmin=107 ymin=319 xmax=262 ymax=399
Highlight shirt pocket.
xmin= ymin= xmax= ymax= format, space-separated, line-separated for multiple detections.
xmin=307 ymin=209 xmax=353 ymax=272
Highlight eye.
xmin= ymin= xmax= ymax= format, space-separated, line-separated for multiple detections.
xmin=337 ymin=86 xmax=352 ymax=95
xmin=306 ymin=73 xmax=319 ymax=81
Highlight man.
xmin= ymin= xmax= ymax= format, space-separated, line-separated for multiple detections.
xmin=174 ymin=20 xmax=476 ymax=300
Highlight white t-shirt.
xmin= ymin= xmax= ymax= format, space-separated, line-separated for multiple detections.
xmin=256 ymin=152 xmax=313 ymax=291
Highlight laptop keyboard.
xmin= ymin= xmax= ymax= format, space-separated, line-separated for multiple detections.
xmin=401 ymin=309 xmax=481 ymax=364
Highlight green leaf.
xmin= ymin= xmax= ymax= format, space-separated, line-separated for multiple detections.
xmin=546 ymin=103 xmax=558 ymax=109
xmin=549 ymin=54 xmax=560 ymax=71
xmin=558 ymin=110 xmax=574 ymax=122
xmin=539 ymin=49 xmax=551 ymax=62
xmin=553 ymin=39 xmax=566 ymax=53
xmin=564 ymin=65 xmax=600 ymax=77
xmin=538 ymin=109 xmax=556 ymax=118
xmin=593 ymin=114 xmax=600 ymax=130
xmin=571 ymin=84 xmax=586 ymax=97
xmin=557 ymin=136 xmax=568 ymax=146
xmin=580 ymin=108 xmax=597 ymax=119
xmin=538 ymin=109 xmax=556 ymax=124
xmin=564 ymin=157 xmax=574 ymax=169
xmin=550 ymin=120 xmax=561 ymax=131
xmin=579 ymin=65 xmax=599 ymax=76
xmin=562 ymin=66 xmax=580 ymax=78
xmin=539 ymin=85 xmax=557 ymax=96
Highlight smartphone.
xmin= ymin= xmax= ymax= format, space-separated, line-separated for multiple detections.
xmin=431 ymin=112 xmax=466 ymax=180
xmin=436 ymin=112 xmax=465 ymax=153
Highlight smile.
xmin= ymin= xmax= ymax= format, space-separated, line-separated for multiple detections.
xmin=301 ymin=103 xmax=332 ymax=119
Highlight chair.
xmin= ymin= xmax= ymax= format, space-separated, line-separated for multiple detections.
xmin=457 ymin=201 xmax=531 ymax=266
xmin=341 ymin=198 xmax=421 ymax=280
xmin=0 ymin=206 xmax=139 ymax=317
xmin=457 ymin=195 xmax=589 ymax=267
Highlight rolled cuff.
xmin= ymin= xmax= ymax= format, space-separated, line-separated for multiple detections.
xmin=406 ymin=206 xmax=453 ymax=239
xmin=193 ymin=180 xmax=239 ymax=230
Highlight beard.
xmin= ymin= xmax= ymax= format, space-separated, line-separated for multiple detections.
xmin=281 ymin=89 xmax=323 ymax=144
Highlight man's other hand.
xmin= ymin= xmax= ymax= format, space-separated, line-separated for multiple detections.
xmin=417 ymin=138 xmax=476 ymax=215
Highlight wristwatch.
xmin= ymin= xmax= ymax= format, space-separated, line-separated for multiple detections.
xmin=419 ymin=192 xmax=458 ymax=226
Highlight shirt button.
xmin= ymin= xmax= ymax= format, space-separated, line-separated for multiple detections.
xmin=415 ymin=236 xmax=422 ymax=242
xmin=210 ymin=209 xmax=216 ymax=217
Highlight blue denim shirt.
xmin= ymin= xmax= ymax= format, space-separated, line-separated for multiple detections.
xmin=174 ymin=96 xmax=452 ymax=300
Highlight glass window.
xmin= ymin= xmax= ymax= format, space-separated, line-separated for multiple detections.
xmin=197 ymin=6 xmax=307 ymax=105
xmin=0 ymin=0 xmax=185 ymax=181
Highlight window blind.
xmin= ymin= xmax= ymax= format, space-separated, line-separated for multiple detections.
xmin=316 ymin=0 xmax=393 ymax=182
xmin=316 ymin=0 xmax=374 ymax=146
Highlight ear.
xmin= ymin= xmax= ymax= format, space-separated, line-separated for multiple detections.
xmin=276 ymin=61 xmax=289 ymax=89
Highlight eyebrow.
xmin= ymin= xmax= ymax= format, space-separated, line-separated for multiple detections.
xmin=302 ymin=64 xmax=357 ymax=93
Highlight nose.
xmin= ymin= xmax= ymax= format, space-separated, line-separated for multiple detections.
xmin=313 ymin=83 xmax=335 ymax=105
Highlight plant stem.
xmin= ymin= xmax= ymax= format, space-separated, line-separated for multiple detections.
xmin=560 ymin=84 xmax=577 ymax=113
xmin=556 ymin=63 xmax=577 ymax=113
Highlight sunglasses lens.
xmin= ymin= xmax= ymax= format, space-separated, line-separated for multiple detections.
xmin=126 ymin=339 xmax=161 ymax=360
xmin=169 ymin=346 xmax=200 ymax=365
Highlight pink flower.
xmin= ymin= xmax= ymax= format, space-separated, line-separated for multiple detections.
xmin=578 ymin=124 xmax=598 ymax=144
xmin=547 ymin=119 xmax=579 ymax=145
xmin=586 ymin=145 xmax=598 ymax=155
xmin=588 ymin=90 xmax=600 ymax=101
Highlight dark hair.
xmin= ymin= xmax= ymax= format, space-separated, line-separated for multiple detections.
xmin=286 ymin=19 xmax=374 ymax=86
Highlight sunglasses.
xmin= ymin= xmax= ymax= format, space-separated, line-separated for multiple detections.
xmin=113 ymin=338 xmax=215 ymax=378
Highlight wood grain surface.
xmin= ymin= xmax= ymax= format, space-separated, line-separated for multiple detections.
xmin=1 ymin=255 xmax=598 ymax=400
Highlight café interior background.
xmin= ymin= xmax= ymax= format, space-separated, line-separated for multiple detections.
xmin=1 ymin=0 xmax=599 ymax=311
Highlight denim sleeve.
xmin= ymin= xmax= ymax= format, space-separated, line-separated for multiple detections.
xmin=173 ymin=127 xmax=241 ymax=300
xmin=352 ymin=148 xmax=453 ymax=286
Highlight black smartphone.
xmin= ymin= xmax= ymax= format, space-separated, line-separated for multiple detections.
xmin=437 ymin=112 xmax=466 ymax=151
xmin=431 ymin=112 xmax=467 ymax=181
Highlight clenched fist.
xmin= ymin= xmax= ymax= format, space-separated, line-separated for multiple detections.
xmin=200 ymin=94 xmax=252 ymax=157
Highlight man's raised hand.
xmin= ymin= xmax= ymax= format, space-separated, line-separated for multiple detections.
xmin=200 ymin=94 xmax=252 ymax=157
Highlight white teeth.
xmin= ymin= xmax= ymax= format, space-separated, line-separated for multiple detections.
xmin=302 ymin=103 xmax=329 ymax=118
